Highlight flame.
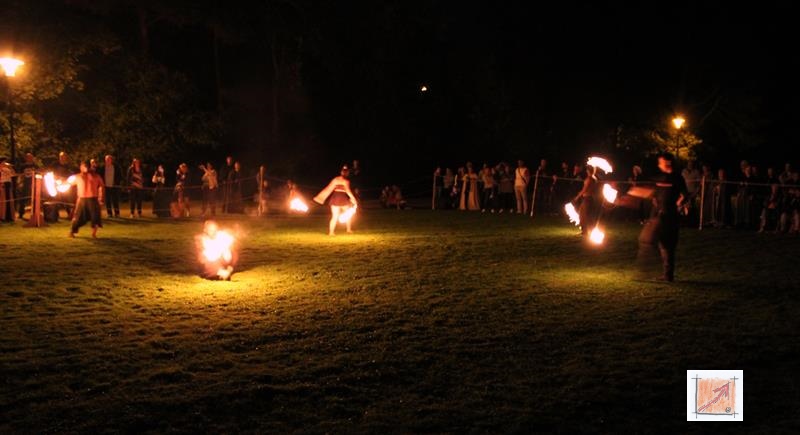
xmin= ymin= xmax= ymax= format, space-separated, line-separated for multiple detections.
xmin=564 ymin=202 xmax=580 ymax=226
xmin=202 ymin=230 xmax=234 ymax=263
xmin=586 ymin=157 xmax=613 ymax=174
xmin=589 ymin=226 xmax=605 ymax=244
xmin=44 ymin=172 xmax=57 ymax=197
xmin=338 ymin=204 xmax=357 ymax=223
xmin=290 ymin=197 xmax=309 ymax=212
xmin=602 ymin=184 xmax=618 ymax=203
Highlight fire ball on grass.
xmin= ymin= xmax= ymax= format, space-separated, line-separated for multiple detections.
xmin=289 ymin=197 xmax=309 ymax=213
xmin=589 ymin=226 xmax=605 ymax=245
xmin=196 ymin=220 xmax=238 ymax=280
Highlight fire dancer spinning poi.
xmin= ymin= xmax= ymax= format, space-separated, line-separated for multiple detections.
xmin=314 ymin=165 xmax=358 ymax=236
xmin=196 ymin=220 xmax=237 ymax=280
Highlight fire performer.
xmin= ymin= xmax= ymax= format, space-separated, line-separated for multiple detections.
xmin=637 ymin=152 xmax=688 ymax=282
xmin=69 ymin=161 xmax=105 ymax=238
xmin=196 ymin=220 xmax=237 ymax=280
xmin=314 ymin=165 xmax=358 ymax=236
xmin=572 ymin=164 xmax=599 ymax=237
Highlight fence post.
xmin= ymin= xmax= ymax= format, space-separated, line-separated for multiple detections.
xmin=24 ymin=173 xmax=46 ymax=227
xmin=529 ymin=169 xmax=540 ymax=217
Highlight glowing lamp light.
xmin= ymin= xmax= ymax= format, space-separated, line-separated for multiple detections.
xmin=564 ymin=202 xmax=580 ymax=226
xmin=420 ymin=85 xmax=428 ymax=92
xmin=602 ymin=184 xmax=618 ymax=204
xmin=338 ymin=204 xmax=357 ymax=223
xmin=586 ymin=157 xmax=613 ymax=174
xmin=672 ymin=116 xmax=686 ymax=130
xmin=589 ymin=226 xmax=605 ymax=245
xmin=289 ymin=197 xmax=309 ymax=213
xmin=0 ymin=57 xmax=24 ymax=77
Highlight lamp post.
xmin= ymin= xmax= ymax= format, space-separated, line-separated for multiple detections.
xmin=672 ymin=115 xmax=685 ymax=158
xmin=1 ymin=57 xmax=24 ymax=165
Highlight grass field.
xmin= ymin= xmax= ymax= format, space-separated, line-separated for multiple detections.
xmin=1 ymin=209 xmax=798 ymax=432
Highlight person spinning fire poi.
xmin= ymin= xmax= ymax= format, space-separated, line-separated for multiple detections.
xmin=636 ymin=152 xmax=688 ymax=282
xmin=195 ymin=220 xmax=237 ymax=280
xmin=572 ymin=164 xmax=599 ymax=237
xmin=69 ymin=161 xmax=105 ymax=238
xmin=314 ymin=165 xmax=358 ymax=236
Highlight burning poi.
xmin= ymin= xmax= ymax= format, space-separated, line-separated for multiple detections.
xmin=313 ymin=165 xmax=358 ymax=236
xmin=564 ymin=156 xmax=615 ymax=244
xmin=196 ymin=220 xmax=237 ymax=280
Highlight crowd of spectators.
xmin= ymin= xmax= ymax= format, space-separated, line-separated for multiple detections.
xmin=432 ymin=158 xmax=800 ymax=234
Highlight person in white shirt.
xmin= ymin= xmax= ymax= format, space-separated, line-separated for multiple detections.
xmin=514 ymin=160 xmax=530 ymax=213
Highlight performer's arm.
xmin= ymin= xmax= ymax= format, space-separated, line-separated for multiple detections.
xmin=344 ymin=180 xmax=358 ymax=204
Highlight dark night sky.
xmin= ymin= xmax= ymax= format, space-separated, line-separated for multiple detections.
xmin=5 ymin=1 xmax=797 ymax=189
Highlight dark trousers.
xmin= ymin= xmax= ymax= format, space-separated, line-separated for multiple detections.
xmin=105 ymin=186 xmax=120 ymax=216
xmin=481 ymin=187 xmax=496 ymax=210
xmin=638 ymin=214 xmax=679 ymax=279
xmin=202 ymin=187 xmax=217 ymax=217
xmin=71 ymin=197 xmax=102 ymax=234
xmin=578 ymin=196 xmax=598 ymax=235
xmin=129 ymin=188 xmax=143 ymax=215
xmin=2 ymin=182 xmax=14 ymax=222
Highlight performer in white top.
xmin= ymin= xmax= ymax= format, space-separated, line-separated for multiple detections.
xmin=314 ymin=165 xmax=358 ymax=236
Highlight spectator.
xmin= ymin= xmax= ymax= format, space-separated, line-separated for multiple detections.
xmin=127 ymin=158 xmax=144 ymax=218
xmin=496 ymin=162 xmax=515 ymax=213
xmin=172 ymin=163 xmax=191 ymax=218
xmin=712 ymin=168 xmax=732 ymax=228
xmin=220 ymin=156 xmax=234 ymax=213
xmin=460 ymin=163 xmax=479 ymax=210
xmin=0 ymin=157 xmax=15 ymax=222
xmin=480 ymin=164 xmax=496 ymax=213
xmin=199 ymin=162 xmax=219 ymax=219
xmin=16 ymin=152 xmax=37 ymax=219
xmin=442 ymin=168 xmax=454 ymax=210
xmin=101 ymin=155 xmax=122 ymax=218
xmin=152 ymin=164 xmax=171 ymax=218
xmin=514 ymin=160 xmax=530 ymax=214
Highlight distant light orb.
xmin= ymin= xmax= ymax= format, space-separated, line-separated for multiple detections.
xmin=420 ymin=85 xmax=428 ymax=92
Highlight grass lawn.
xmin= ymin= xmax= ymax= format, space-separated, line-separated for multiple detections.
xmin=1 ymin=209 xmax=798 ymax=432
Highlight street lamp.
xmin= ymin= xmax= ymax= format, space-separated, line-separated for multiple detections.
xmin=672 ymin=115 xmax=685 ymax=156
xmin=1 ymin=57 xmax=24 ymax=165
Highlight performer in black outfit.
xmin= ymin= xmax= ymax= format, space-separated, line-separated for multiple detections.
xmin=637 ymin=153 xmax=688 ymax=282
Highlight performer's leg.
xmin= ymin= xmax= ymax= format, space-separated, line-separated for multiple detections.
xmin=329 ymin=206 xmax=340 ymax=235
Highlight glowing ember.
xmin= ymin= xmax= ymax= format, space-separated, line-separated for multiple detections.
xmin=589 ymin=226 xmax=605 ymax=244
xmin=290 ymin=197 xmax=309 ymax=212
xmin=338 ymin=204 xmax=357 ymax=223
xmin=586 ymin=157 xmax=613 ymax=174
xmin=602 ymin=184 xmax=618 ymax=203
xmin=564 ymin=202 xmax=580 ymax=226
xmin=197 ymin=221 xmax=237 ymax=280
xmin=44 ymin=172 xmax=57 ymax=197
